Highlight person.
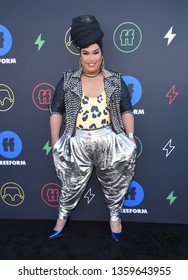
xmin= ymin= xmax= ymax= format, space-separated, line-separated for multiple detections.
xmin=49 ymin=15 xmax=137 ymax=241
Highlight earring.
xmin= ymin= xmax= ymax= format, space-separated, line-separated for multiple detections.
xmin=101 ymin=58 xmax=105 ymax=70
xmin=79 ymin=58 xmax=82 ymax=69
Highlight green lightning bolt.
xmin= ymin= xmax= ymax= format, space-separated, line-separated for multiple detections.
xmin=166 ymin=191 xmax=177 ymax=206
xmin=43 ymin=140 xmax=52 ymax=156
xmin=34 ymin=33 xmax=45 ymax=51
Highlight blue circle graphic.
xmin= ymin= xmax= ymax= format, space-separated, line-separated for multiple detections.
xmin=124 ymin=180 xmax=144 ymax=207
xmin=0 ymin=25 xmax=12 ymax=56
xmin=0 ymin=131 xmax=22 ymax=158
xmin=122 ymin=76 xmax=142 ymax=106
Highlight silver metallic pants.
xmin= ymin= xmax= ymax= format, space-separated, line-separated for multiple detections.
xmin=53 ymin=126 xmax=137 ymax=221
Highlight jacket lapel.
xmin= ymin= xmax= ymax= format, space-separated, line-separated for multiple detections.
xmin=67 ymin=68 xmax=83 ymax=98
xmin=103 ymin=69 xmax=119 ymax=106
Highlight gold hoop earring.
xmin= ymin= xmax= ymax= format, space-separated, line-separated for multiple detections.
xmin=79 ymin=58 xmax=82 ymax=69
xmin=101 ymin=58 xmax=105 ymax=70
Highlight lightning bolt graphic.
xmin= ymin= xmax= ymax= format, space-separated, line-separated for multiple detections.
xmin=165 ymin=85 xmax=179 ymax=104
xmin=84 ymin=188 xmax=95 ymax=204
xmin=43 ymin=140 xmax=52 ymax=156
xmin=162 ymin=139 xmax=175 ymax=158
xmin=166 ymin=191 xmax=177 ymax=205
xmin=164 ymin=26 xmax=176 ymax=45
xmin=34 ymin=34 xmax=45 ymax=51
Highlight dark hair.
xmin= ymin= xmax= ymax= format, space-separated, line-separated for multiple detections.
xmin=70 ymin=15 xmax=104 ymax=50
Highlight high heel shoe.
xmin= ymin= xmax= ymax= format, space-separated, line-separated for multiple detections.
xmin=49 ymin=217 xmax=69 ymax=239
xmin=111 ymin=231 xmax=122 ymax=242
xmin=49 ymin=228 xmax=64 ymax=239
xmin=110 ymin=219 xmax=122 ymax=241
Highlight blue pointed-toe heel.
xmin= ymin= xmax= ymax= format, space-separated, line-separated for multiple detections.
xmin=111 ymin=231 xmax=122 ymax=242
xmin=49 ymin=228 xmax=64 ymax=239
xmin=110 ymin=218 xmax=122 ymax=241
xmin=49 ymin=217 xmax=69 ymax=239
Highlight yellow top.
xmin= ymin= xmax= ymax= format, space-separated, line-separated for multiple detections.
xmin=76 ymin=90 xmax=111 ymax=129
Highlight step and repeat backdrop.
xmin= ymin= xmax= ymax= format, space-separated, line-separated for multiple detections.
xmin=0 ymin=0 xmax=188 ymax=223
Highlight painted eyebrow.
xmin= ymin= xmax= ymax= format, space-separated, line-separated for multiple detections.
xmin=82 ymin=48 xmax=100 ymax=53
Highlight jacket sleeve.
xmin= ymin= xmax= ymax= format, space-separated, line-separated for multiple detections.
xmin=49 ymin=75 xmax=65 ymax=116
xmin=120 ymin=77 xmax=133 ymax=114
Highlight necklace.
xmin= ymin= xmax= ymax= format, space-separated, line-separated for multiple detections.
xmin=82 ymin=70 xmax=101 ymax=78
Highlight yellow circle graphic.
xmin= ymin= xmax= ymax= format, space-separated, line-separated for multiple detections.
xmin=64 ymin=27 xmax=80 ymax=56
xmin=0 ymin=84 xmax=15 ymax=112
xmin=0 ymin=182 xmax=24 ymax=206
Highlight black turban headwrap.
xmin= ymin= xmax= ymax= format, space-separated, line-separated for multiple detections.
xmin=70 ymin=15 xmax=104 ymax=50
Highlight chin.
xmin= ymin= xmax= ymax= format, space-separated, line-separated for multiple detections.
xmin=87 ymin=67 xmax=100 ymax=73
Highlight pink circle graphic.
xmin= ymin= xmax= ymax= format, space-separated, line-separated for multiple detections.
xmin=32 ymin=83 xmax=55 ymax=111
xmin=41 ymin=182 xmax=61 ymax=207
